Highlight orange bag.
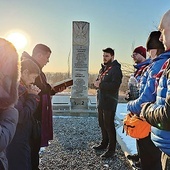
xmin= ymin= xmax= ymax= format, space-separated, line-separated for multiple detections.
xmin=123 ymin=113 xmax=151 ymax=139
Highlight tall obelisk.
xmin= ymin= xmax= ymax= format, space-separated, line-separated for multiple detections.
xmin=70 ymin=21 xmax=90 ymax=110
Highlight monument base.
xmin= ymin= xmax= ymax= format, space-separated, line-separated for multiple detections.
xmin=70 ymin=97 xmax=89 ymax=110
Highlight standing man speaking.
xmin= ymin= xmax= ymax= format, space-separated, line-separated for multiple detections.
xmin=93 ymin=48 xmax=123 ymax=158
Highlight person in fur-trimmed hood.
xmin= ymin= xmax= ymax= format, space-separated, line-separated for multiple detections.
xmin=0 ymin=38 xmax=19 ymax=170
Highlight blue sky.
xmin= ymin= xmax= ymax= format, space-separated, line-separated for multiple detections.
xmin=0 ymin=1 xmax=169 ymax=73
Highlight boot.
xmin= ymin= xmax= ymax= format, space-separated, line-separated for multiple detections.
xmin=100 ymin=149 xmax=114 ymax=158
xmin=132 ymin=160 xmax=141 ymax=170
xmin=92 ymin=144 xmax=107 ymax=150
xmin=127 ymin=154 xmax=140 ymax=162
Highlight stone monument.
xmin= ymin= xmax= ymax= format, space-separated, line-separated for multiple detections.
xmin=70 ymin=21 xmax=90 ymax=110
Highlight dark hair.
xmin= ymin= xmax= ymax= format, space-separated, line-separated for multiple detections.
xmin=146 ymin=31 xmax=165 ymax=51
xmin=32 ymin=44 xmax=51 ymax=56
xmin=103 ymin=48 xmax=114 ymax=56
xmin=21 ymin=59 xmax=40 ymax=75
xmin=156 ymin=48 xmax=165 ymax=56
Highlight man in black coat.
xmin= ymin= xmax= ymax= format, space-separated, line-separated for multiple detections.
xmin=93 ymin=48 xmax=123 ymax=158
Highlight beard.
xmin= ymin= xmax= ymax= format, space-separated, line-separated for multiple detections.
xmin=104 ymin=58 xmax=112 ymax=65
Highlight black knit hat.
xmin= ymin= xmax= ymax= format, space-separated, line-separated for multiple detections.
xmin=146 ymin=31 xmax=164 ymax=51
xmin=103 ymin=48 xmax=114 ymax=56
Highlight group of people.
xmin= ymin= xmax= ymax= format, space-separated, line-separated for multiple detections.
xmin=0 ymin=41 xmax=65 ymax=170
xmin=126 ymin=10 xmax=170 ymax=170
xmin=1 ymin=8 xmax=170 ymax=170
xmin=93 ymin=9 xmax=170 ymax=170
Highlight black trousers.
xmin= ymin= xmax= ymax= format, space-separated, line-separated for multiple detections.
xmin=137 ymin=135 xmax=162 ymax=170
xmin=97 ymin=109 xmax=116 ymax=151
xmin=30 ymin=135 xmax=41 ymax=170
xmin=0 ymin=161 xmax=4 ymax=170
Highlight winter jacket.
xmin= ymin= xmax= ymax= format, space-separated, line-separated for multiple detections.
xmin=126 ymin=58 xmax=151 ymax=101
xmin=0 ymin=107 xmax=18 ymax=170
xmin=127 ymin=52 xmax=170 ymax=115
xmin=141 ymin=51 xmax=170 ymax=156
xmin=6 ymin=82 xmax=40 ymax=170
xmin=134 ymin=58 xmax=151 ymax=83
xmin=0 ymin=38 xmax=19 ymax=170
xmin=97 ymin=60 xmax=123 ymax=111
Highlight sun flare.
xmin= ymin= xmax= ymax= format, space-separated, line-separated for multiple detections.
xmin=6 ymin=32 xmax=28 ymax=50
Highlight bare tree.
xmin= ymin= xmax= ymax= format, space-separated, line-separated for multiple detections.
xmin=45 ymin=62 xmax=133 ymax=93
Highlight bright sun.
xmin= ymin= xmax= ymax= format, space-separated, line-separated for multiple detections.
xmin=6 ymin=32 xmax=28 ymax=50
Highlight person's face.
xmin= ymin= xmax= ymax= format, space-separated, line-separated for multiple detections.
xmin=38 ymin=52 xmax=51 ymax=68
xmin=21 ymin=70 xmax=38 ymax=86
xmin=103 ymin=52 xmax=113 ymax=64
xmin=147 ymin=49 xmax=157 ymax=59
xmin=131 ymin=53 xmax=144 ymax=64
xmin=159 ymin=17 xmax=170 ymax=50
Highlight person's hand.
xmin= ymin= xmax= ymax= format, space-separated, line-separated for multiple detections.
xmin=125 ymin=90 xmax=130 ymax=98
xmin=58 ymin=85 xmax=66 ymax=92
xmin=27 ymin=84 xmax=41 ymax=95
xmin=93 ymin=79 xmax=101 ymax=88
xmin=139 ymin=113 xmax=146 ymax=120
xmin=125 ymin=90 xmax=131 ymax=101
xmin=141 ymin=102 xmax=148 ymax=108
xmin=140 ymin=102 xmax=149 ymax=118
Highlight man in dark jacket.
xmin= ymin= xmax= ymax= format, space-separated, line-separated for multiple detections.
xmin=93 ymin=48 xmax=123 ymax=158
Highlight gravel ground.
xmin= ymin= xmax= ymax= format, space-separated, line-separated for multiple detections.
xmin=39 ymin=116 xmax=132 ymax=170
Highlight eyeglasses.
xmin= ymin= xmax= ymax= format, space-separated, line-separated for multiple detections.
xmin=131 ymin=53 xmax=139 ymax=58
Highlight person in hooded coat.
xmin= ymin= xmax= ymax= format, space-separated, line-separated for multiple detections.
xmin=7 ymin=59 xmax=41 ymax=170
xmin=0 ymin=38 xmax=19 ymax=170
